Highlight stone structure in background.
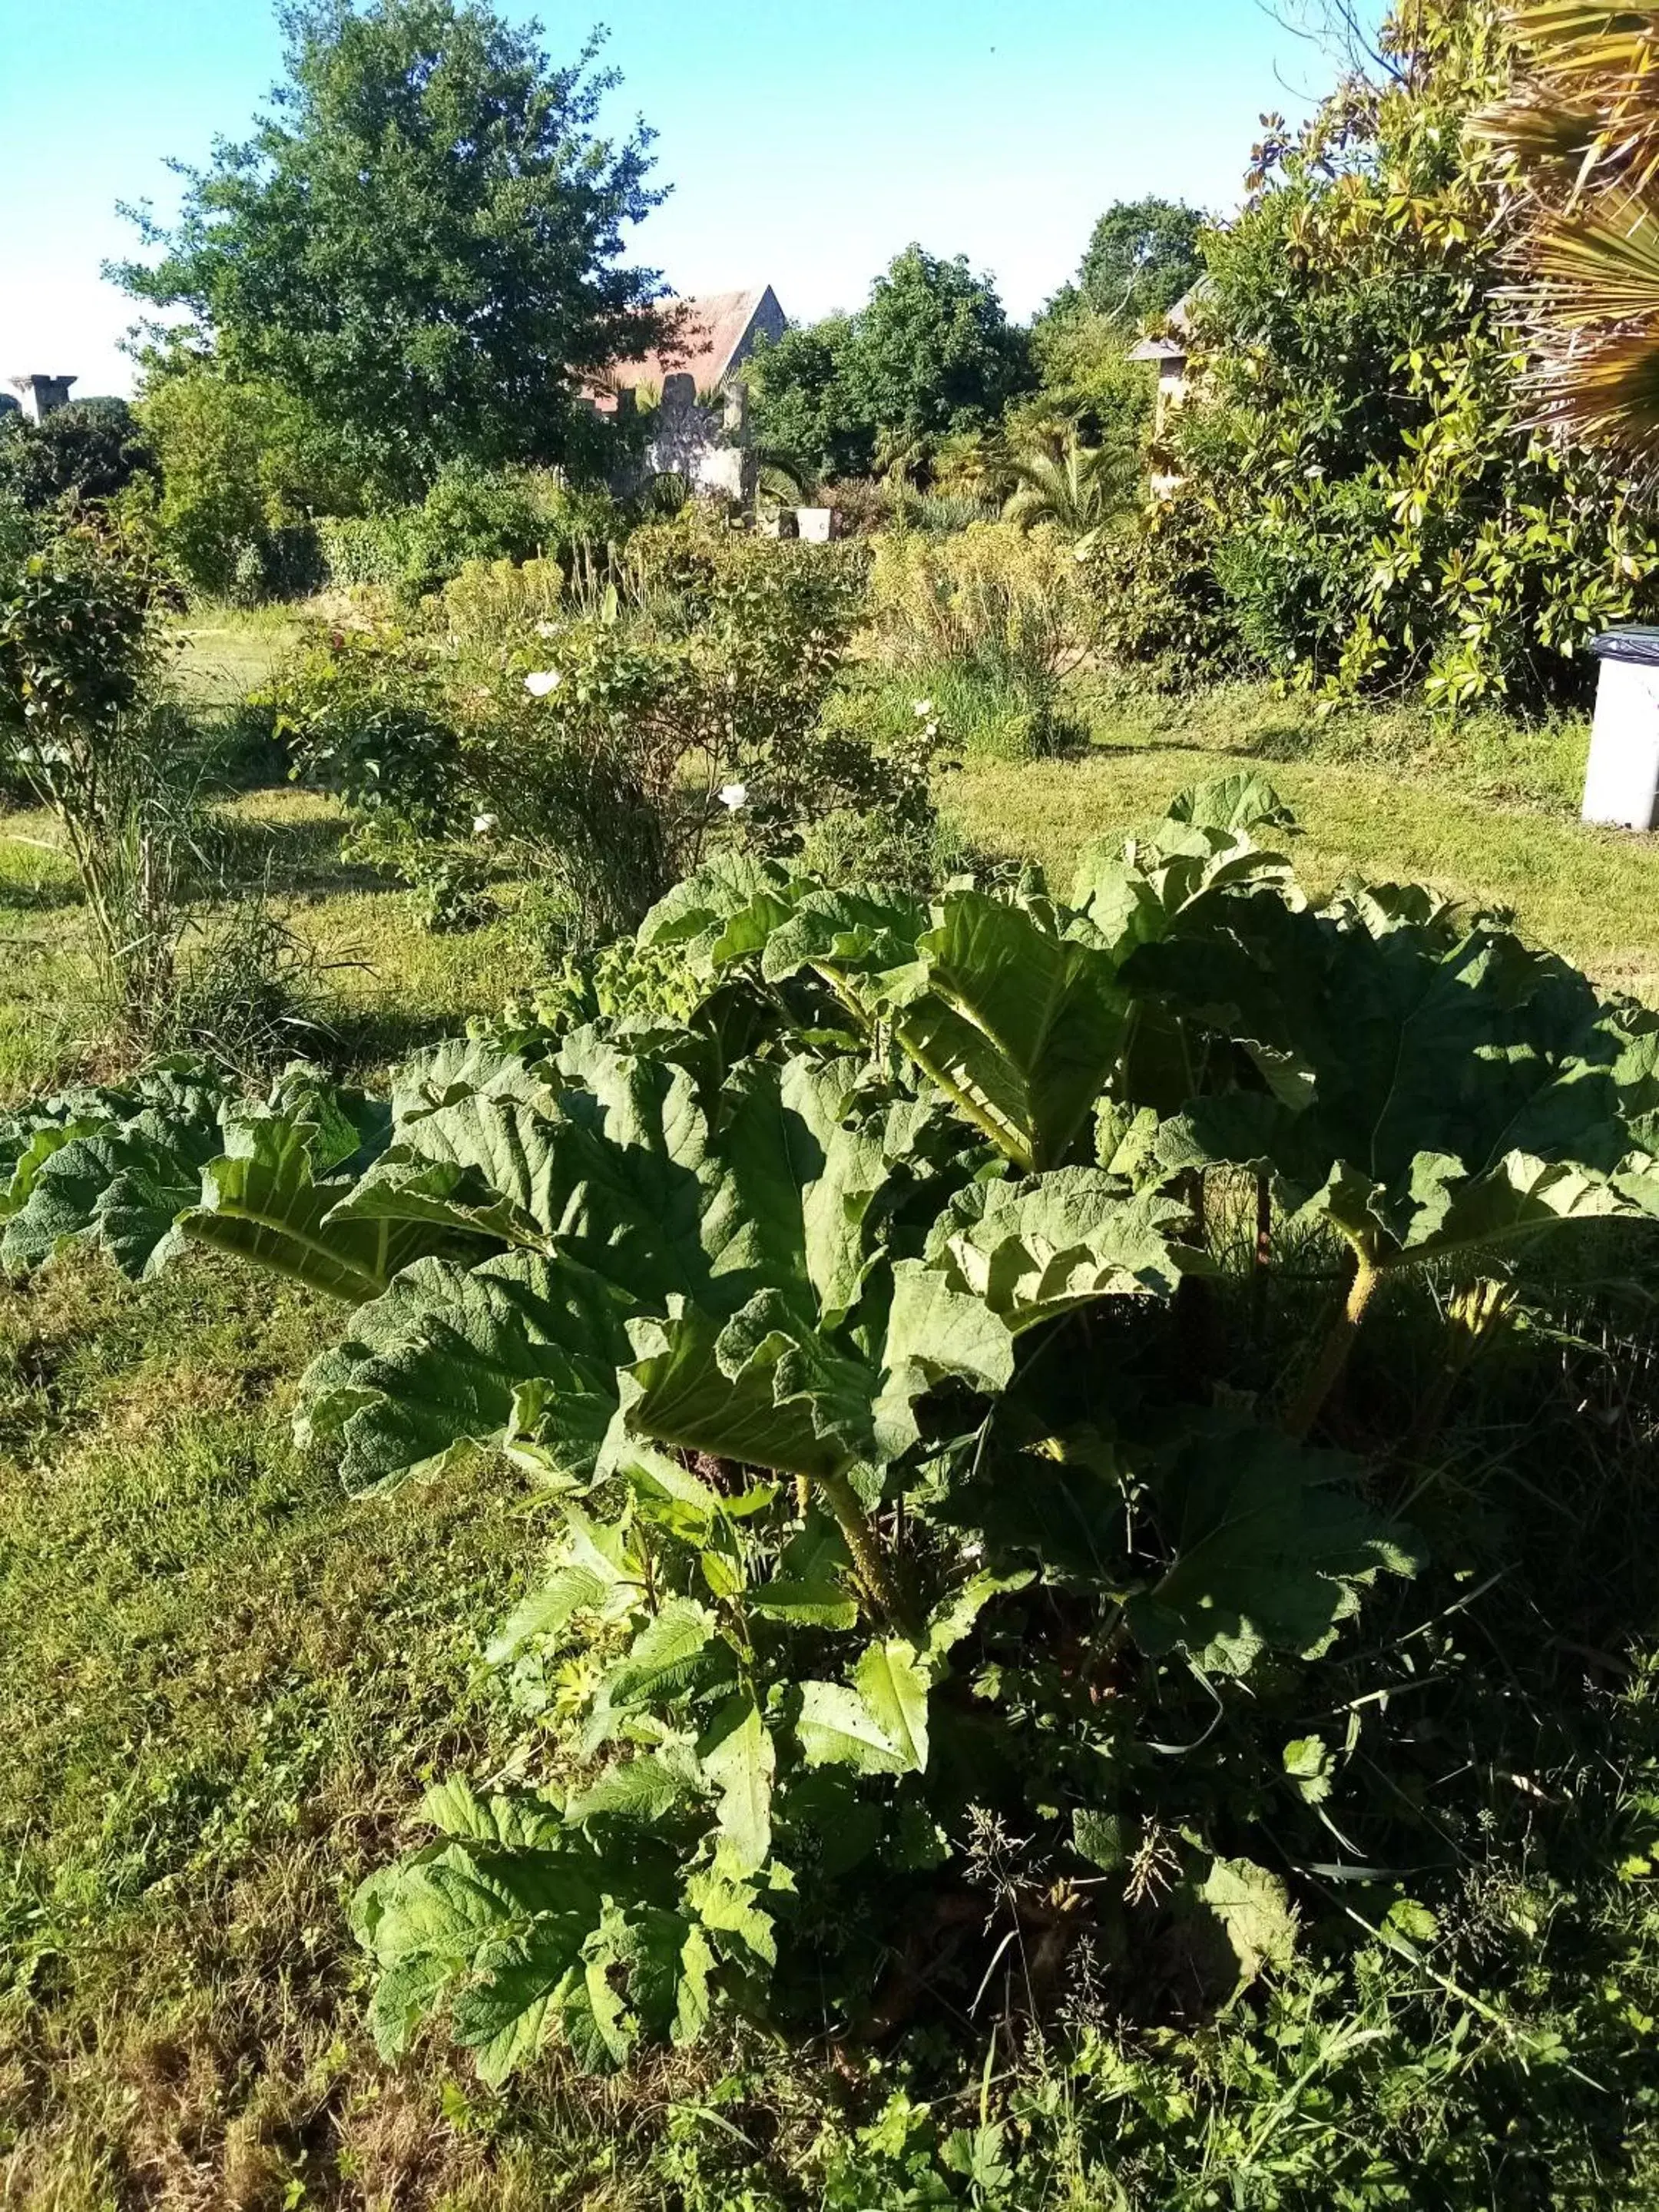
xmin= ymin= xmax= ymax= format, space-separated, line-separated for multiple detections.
xmin=1129 ymin=291 xmax=1198 ymax=498
xmin=589 ymin=286 xmax=786 ymax=506
xmin=7 ymin=374 xmax=77 ymax=422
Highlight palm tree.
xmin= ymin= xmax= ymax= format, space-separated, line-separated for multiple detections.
xmin=1001 ymin=432 xmax=1127 ymax=537
xmin=1479 ymin=2 xmax=1659 ymax=458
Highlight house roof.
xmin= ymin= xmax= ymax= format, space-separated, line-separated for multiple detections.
xmin=1128 ymin=288 xmax=1197 ymax=363
xmin=603 ymin=287 xmax=780 ymax=396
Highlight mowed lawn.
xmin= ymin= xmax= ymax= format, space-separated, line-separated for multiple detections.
xmin=950 ymin=697 xmax=1659 ymax=1001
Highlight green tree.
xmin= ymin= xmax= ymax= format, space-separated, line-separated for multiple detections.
xmin=1136 ymin=0 xmax=1659 ymax=707
xmin=743 ymin=315 xmax=869 ymax=481
xmin=111 ymin=0 xmax=665 ymax=498
xmin=842 ymin=246 xmax=1031 ymax=465
xmin=748 ymin=249 xmax=1032 ymax=486
xmin=1075 ymin=194 xmax=1206 ymax=326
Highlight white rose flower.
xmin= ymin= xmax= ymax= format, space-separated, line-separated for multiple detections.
xmin=524 ymin=669 xmax=561 ymax=697
xmin=718 ymin=783 xmax=748 ymax=811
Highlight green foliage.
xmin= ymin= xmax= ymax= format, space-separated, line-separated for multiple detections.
xmin=748 ymin=249 xmax=1034 ymax=487
xmin=111 ymin=0 xmax=666 ymax=498
xmin=430 ymin=555 xmax=564 ymax=647
xmin=0 ymin=526 xmax=206 ymax=1024
xmin=268 ymin=624 xmax=464 ymax=832
xmin=0 ymin=397 xmax=154 ymax=512
xmin=15 ymin=774 xmax=1659 ymax=2095
xmin=1147 ymin=0 xmax=1659 ymax=707
xmin=868 ymin=522 xmax=1094 ymax=752
xmin=401 ymin=461 xmax=550 ymax=596
xmin=1071 ymin=195 xmax=1207 ymax=329
xmin=133 ymin=366 xmax=330 ymax=599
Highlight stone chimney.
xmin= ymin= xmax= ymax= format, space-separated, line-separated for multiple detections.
xmin=8 ymin=375 xmax=76 ymax=423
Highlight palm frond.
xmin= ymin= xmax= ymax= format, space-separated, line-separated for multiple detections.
xmin=1485 ymin=2 xmax=1659 ymax=193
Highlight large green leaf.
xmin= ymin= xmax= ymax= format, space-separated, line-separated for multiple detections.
xmin=296 ymin=1251 xmax=634 ymax=1490
xmin=1 ymin=1062 xmax=233 ymax=1279
xmin=1124 ymin=1418 xmax=1421 ymax=1675
xmin=180 ymin=1114 xmax=456 ymax=1302
xmin=924 ymin=1167 xmax=1190 ymax=1329
xmin=351 ymin=1777 xmax=721 ymax=2081
xmin=2 ymin=1119 xmax=220 ymax=1279
xmin=1142 ymin=894 xmax=1657 ymax=1263
xmin=893 ymin=893 xmax=1131 ymax=1171
xmin=697 ymin=1691 xmax=775 ymax=1872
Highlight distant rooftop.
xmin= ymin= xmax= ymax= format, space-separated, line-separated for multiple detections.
xmin=598 ymin=286 xmax=785 ymax=400
xmin=1128 ymin=290 xmax=1198 ymax=364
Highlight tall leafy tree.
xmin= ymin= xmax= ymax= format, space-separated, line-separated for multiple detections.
xmin=111 ymin=0 xmax=666 ymax=497
xmin=843 ymin=247 xmax=1032 ymax=464
xmin=1075 ymin=194 xmax=1206 ymax=326
xmin=748 ymin=247 xmax=1031 ymax=485
xmin=1137 ymin=0 xmax=1659 ymax=707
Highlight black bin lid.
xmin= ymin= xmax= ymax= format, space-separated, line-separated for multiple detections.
xmin=1591 ymin=625 xmax=1659 ymax=666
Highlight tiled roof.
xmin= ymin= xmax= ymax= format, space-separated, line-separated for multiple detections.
xmin=1128 ymin=287 xmax=1198 ymax=363
xmin=603 ymin=287 xmax=775 ymax=396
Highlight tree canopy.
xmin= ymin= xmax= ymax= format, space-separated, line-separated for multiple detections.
xmin=1127 ymin=0 xmax=1659 ymax=707
xmin=747 ymin=247 xmax=1031 ymax=485
xmin=1075 ymin=194 xmax=1206 ymax=326
xmin=0 ymin=401 xmax=154 ymax=512
xmin=111 ymin=0 xmax=667 ymax=498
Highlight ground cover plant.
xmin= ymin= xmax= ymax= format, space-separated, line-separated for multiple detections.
xmin=4 ymin=772 xmax=1658 ymax=2209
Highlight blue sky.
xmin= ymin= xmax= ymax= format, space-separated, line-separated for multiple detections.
xmin=0 ymin=0 xmax=1343 ymax=399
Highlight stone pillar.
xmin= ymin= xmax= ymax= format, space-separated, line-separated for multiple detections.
xmin=8 ymin=375 xmax=77 ymax=422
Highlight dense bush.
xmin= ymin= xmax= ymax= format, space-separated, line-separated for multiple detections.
xmin=868 ymin=522 xmax=1094 ymax=753
xmin=1101 ymin=0 xmax=1659 ymax=708
xmin=133 ymin=368 xmax=330 ymax=600
xmin=9 ymin=776 xmax=1659 ymax=2126
xmin=431 ymin=555 xmax=565 ymax=645
xmin=0 ymin=397 xmax=154 ymax=512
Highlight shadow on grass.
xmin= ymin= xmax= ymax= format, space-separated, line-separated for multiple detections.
xmin=323 ymin=1002 xmax=478 ymax=1078
xmin=0 ymin=876 xmax=82 ymax=914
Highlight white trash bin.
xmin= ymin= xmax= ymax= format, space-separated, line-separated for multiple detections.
xmin=1583 ymin=626 xmax=1659 ymax=830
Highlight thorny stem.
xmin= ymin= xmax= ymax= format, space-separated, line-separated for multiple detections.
xmin=1251 ymin=1169 xmax=1272 ymax=1339
xmin=1284 ymin=1247 xmax=1382 ymax=1440
xmin=820 ymin=1468 xmax=915 ymax=1635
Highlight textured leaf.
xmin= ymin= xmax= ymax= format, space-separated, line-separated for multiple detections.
xmin=1140 ymin=896 xmax=1651 ymax=1263
xmin=1124 ymin=1418 xmax=1421 ymax=1674
xmin=852 ymin=1640 xmax=932 ymax=1773
xmin=748 ymin=1576 xmax=859 ymax=1631
xmin=795 ymin=1680 xmax=906 ymax=1775
xmin=612 ymin=1293 xmax=880 ymax=1483
xmin=2 ymin=1120 xmax=217 ymax=1280
xmin=697 ymin=1692 xmax=775 ymax=1872
xmin=926 ymin=1167 xmax=1189 ymax=1328
xmin=603 ymin=1598 xmax=719 ymax=1708
xmin=296 ymin=1251 xmax=633 ymax=1491
xmin=893 ymin=892 xmax=1131 ymax=1170
xmin=183 ymin=1116 xmax=445 ymax=1301
xmin=1198 ymin=1856 xmax=1299 ymax=1986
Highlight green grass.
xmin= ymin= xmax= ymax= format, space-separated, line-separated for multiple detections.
xmin=949 ymin=682 xmax=1659 ymax=999
xmin=171 ymin=604 xmax=306 ymax=711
